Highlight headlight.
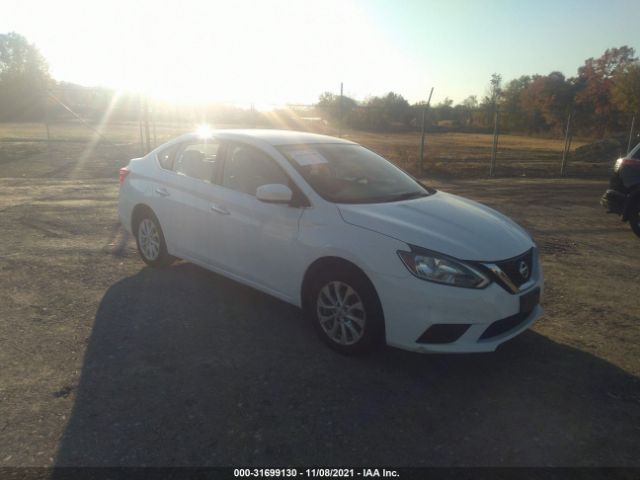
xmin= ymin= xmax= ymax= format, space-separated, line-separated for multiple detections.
xmin=397 ymin=250 xmax=490 ymax=288
xmin=614 ymin=158 xmax=623 ymax=172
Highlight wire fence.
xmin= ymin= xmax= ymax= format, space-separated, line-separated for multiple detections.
xmin=2 ymin=85 xmax=638 ymax=179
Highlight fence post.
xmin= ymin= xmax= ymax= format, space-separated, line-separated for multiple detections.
xmin=628 ymin=114 xmax=636 ymax=153
xmin=44 ymin=92 xmax=51 ymax=160
xmin=338 ymin=82 xmax=344 ymax=138
xmin=143 ymin=97 xmax=151 ymax=153
xmin=560 ymin=111 xmax=573 ymax=177
xmin=489 ymin=107 xmax=500 ymax=177
xmin=45 ymin=121 xmax=51 ymax=157
xmin=419 ymin=87 xmax=434 ymax=177
xmin=138 ymin=96 xmax=144 ymax=156
xmin=152 ymin=101 xmax=157 ymax=148
xmin=138 ymin=121 xmax=144 ymax=156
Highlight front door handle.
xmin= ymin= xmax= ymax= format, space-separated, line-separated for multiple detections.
xmin=155 ymin=187 xmax=170 ymax=197
xmin=210 ymin=204 xmax=230 ymax=215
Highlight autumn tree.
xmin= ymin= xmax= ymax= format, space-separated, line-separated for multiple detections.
xmin=462 ymin=95 xmax=478 ymax=109
xmin=612 ymin=61 xmax=640 ymax=115
xmin=431 ymin=97 xmax=454 ymax=125
xmin=316 ymin=91 xmax=358 ymax=122
xmin=366 ymin=92 xmax=411 ymax=124
xmin=520 ymin=72 xmax=574 ymax=133
xmin=0 ymin=32 xmax=51 ymax=120
xmin=500 ymin=75 xmax=532 ymax=131
xmin=347 ymin=92 xmax=411 ymax=130
xmin=574 ymin=46 xmax=637 ymax=134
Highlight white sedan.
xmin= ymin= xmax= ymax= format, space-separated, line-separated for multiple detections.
xmin=118 ymin=129 xmax=543 ymax=354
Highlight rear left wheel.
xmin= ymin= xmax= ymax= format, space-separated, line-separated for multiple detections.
xmin=134 ymin=213 xmax=174 ymax=267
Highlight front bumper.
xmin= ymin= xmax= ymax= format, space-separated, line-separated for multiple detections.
xmin=372 ymin=260 xmax=544 ymax=353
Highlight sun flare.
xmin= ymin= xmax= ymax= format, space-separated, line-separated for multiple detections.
xmin=10 ymin=0 xmax=419 ymax=106
xmin=195 ymin=124 xmax=214 ymax=138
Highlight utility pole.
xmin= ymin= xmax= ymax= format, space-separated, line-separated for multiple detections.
xmin=489 ymin=107 xmax=500 ymax=177
xmin=419 ymin=87 xmax=434 ymax=177
xmin=143 ymin=97 xmax=151 ymax=153
xmin=560 ymin=111 xmax=573 ymax=177
xmin=628 ymin=114 xmax=636 ymax=153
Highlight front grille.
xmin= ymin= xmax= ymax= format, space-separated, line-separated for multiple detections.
xmin=492 ymin=248 xmax=534 ymax=291
xmin=479 ymin=311 xmax=529 ymax=340
xmin=416 ymin=324 xmax=470 ymax=344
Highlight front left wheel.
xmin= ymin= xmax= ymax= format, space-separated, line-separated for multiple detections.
xmin=134 ymin=212 xmax=174 ymax=267
xmin=307 ymin=267 xmax=385 ymax=355
xmin=629 ymin=203 xmax=640 ymax=239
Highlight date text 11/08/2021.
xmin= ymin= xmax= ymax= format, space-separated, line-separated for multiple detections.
xmin=233 ymin=468 xmax=399 ymax=478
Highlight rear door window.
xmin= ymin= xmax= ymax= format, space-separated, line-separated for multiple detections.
xmin=157 ymin=143 xmax=180 ymax=170
xmin=173 ymin=141 xmax=220 ymax=183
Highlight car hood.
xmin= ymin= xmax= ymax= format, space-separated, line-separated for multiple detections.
xmin=337 ymin=191 xmax=533 ymax=261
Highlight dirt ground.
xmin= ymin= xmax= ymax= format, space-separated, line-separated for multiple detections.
xmin=0 ymin=132 xmax=639 ymax=467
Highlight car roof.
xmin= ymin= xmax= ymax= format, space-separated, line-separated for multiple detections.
xmin=174 ymin=129 xmax=357 ymax=147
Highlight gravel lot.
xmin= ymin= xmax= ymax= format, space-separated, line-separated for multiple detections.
xmin=0 ymin=140 xmax=639 ymax=467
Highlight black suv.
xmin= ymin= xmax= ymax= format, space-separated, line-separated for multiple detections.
xmin=601 ymin=142 xmax=640 ymax=238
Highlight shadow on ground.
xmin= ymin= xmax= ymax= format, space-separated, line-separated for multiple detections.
xmin=55 ymin=263 xmax=640 ymax=466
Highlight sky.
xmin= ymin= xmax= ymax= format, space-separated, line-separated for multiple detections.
xmin=2 ymin=0 xmax=640 ymax=107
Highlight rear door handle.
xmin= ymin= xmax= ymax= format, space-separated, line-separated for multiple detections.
xmin=210 ymin=204 xmax=230 ymax=215
xmin=155 ymin=187 xmax=170 ymax=197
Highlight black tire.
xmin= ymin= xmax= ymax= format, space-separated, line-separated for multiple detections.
xmin=306 ymin=266 xmax=385 ymax=355
xmin=629 ymin=204 xmax=640 ymax=239
xmin=133 ymin=210 xmax=174 ymax=267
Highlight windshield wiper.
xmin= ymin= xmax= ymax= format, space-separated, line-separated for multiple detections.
xmin=371 ymin=191 xmax=429 ymax=203
xmin=388 ymin=191 xmax=429 ymax=201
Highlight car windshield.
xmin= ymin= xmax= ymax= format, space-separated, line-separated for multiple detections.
xmin=278 ymin=143 xmax=432 ymax=204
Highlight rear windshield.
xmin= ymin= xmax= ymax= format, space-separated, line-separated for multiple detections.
xmin=277 ymin=143 xmax=432 ymax=204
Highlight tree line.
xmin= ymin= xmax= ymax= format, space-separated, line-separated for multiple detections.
xmin=317 ymin=47 xmax=640 ymax=138
xmin=1 ymin=31 xmax=639 ymax=139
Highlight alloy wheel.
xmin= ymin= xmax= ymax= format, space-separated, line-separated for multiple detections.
xmin=138 ymin=218 xmax=160 ymax=261
xmin=316 ymin=281 xmax=366 ymax=345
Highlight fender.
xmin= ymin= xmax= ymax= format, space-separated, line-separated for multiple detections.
xmin=622 ymin=186 xmax=640 ymax=222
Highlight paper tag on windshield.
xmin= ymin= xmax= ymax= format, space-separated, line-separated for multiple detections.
xmin=290 ymin=150 xmax=328 ymax=166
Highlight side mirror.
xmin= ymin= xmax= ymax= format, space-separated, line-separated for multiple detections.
xmin=256 ymin=184 xmax=293 ymax=204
